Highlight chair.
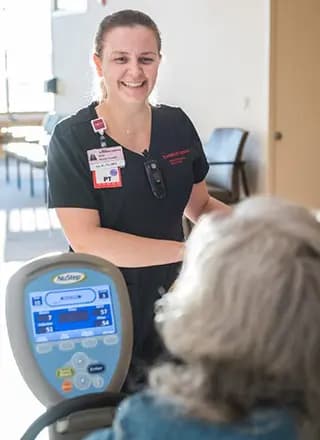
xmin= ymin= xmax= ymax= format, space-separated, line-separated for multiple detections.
xmin=3 ymin=112 xmax=65 ymax=202
xmin=183 ymin=127 xmax=250 ymax=239
xmin=204 ymin=127 xmax=250 ymax=204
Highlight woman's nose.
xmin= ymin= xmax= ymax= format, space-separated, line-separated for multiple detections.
xmin=127 ymin=59 xmax=143 ymax=76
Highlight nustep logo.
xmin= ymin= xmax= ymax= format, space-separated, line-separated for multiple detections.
xmin=53 ymin=272 xmax=86 ymax=285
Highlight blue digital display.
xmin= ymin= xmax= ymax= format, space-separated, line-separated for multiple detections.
xmin=29 ymin=285 xmax=116 ymax=342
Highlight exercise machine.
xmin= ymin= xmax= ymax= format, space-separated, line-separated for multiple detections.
xmin=6 ymin=253 xmax=133 ymax=440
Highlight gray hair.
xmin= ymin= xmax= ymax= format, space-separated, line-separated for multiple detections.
xmin=150 ymin=196 xmax=320 ymax=434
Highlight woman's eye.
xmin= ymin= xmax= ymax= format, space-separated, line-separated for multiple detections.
xmin=114 ymin=57 xmax=127 ymax=63
xmin=139 ymin=57 xmax=154 ymax=64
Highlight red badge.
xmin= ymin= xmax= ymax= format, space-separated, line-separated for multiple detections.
xmin=92 ymin=167 xmax=122 ymax=189
xmin=91 ymin=118 xmax=106 ymax=133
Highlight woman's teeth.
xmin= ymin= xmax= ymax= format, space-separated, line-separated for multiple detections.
xmin=122 ymin=81 xmax=145 ymax=88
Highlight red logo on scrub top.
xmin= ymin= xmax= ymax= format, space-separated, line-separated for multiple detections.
xmin=162 ymin=149 xmax=191 ymax=165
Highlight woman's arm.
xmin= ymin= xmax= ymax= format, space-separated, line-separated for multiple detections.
xmin=184 ymin=180 xmax=232 ymax=223
xmin=56 ymin=208 xmax=184 ymax=268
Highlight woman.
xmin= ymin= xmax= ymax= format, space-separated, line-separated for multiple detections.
xmin=47 ymin=9 xmax=229 ymax=391
xmin=85 ymin=196 xmax=320 ymax=439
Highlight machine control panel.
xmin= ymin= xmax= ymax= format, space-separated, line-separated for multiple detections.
xmin=22 ymin=266 xmax=125 ymax=399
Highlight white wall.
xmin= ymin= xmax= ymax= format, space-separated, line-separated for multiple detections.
xmin=52 ymin=0 xmax=270 ymax=192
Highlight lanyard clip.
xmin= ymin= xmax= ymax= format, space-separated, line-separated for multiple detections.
xmin=91 ymin=117 xmax=108 ymax=148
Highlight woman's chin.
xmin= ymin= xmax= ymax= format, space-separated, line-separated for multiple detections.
xmin=119 ymin=84 xmax=150 ymax=103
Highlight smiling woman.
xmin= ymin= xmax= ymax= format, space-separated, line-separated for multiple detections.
xmin=47 ymin=9 xmax=230 ymax=393
xmin=93 ymin=25 xmax=160 ymax=127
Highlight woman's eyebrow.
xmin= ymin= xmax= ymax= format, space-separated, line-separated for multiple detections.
xmin=111 ymin=51 xmax=129 ymax=55
xmin=140 ymin=51 xmax=157 ymax=55
xmin=110 ymin=50 xmax=157 ymax=56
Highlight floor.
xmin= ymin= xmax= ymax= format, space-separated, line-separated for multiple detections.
xmin=0 ymin=158 xmax=67 ymax=439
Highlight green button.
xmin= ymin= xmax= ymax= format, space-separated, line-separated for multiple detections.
xmin=56 ymin=367 xmax=75 ymax=378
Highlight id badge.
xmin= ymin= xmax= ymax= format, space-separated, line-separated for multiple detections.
xmin=92 ymin=166 xmax=122 ymax=189
xmin=87 ymin=146 xmax=125 ymax=170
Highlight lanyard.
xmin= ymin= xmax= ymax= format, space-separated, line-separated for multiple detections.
xmin=91 ymin=117 xmax=108 ymax=148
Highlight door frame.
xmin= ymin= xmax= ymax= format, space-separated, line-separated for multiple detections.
xmin=267 ymin=0 xmax=277 ymax=195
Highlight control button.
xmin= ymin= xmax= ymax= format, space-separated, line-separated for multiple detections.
xmin=81 ymin=338 xmax=98 ymax=349
xmin=37 ymin=336 xmax=48 ymax=343
xmin=74 ymin=373 xmax=91 ymax=391
xmin=103 ymin=335 xmax=119 ymax=345
xmin=98 ymin=289 xmax=109 ymax=299
xmin=32 ymin=296 xmax=43 ymax=306
xmin=62 ymin=380 xmax=73 ymax=393
xmin=71 ymin=352 xmax=90 ymax=370
xmin=59 ymin=340 xmax=75 ymax=351
xmin=92 ymin=375 xmax=105 ymax=389
xmin=87 ymin=363 xmax=105 ymax=374
xmin=36 ymin=343 xmax=52 ymax=354
xmin=56 ymin=367 xmax=75 ymax=378
xmin=81 ymin=330 xmax=94 ymax=337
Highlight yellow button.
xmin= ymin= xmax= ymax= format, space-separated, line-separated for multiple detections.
xmin=56 ymin=367 xmax=75 ymax=378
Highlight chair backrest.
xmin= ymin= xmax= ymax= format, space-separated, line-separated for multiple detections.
xmin=40 ymin=112 xmax=66 ymax=153
xmin=204 ymin=127 xmax=248 ymax=196
xmin=42 ymin=112 xmax=65 ymax=135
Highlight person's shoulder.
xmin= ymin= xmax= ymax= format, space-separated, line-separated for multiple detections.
xmin=152 ymin=104 xmax=190 ymax=127
xmin=54 ymin=102 xmax=97 ymax=135
xmin=113 ymin=391 xmax=215 ymax=439
xmin=116 ymin=390 xmax=157 ymax=415
xmin=241 ymin=408 xmax=298 ymax=440
xmin=115 ymin=391 xmax=174 ymax=430
xmin=153 ymin=103 xmax=184 ymax=117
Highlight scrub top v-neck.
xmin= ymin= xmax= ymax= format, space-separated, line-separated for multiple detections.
xmin=91 ymin=103 xmax=155 ymax=159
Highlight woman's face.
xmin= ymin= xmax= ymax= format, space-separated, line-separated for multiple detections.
xmin=94 ymin=25 xmax=161 ymax=104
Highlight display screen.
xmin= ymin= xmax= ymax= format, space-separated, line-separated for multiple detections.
xmin=29 ymin=285 xmax=116 ymax=343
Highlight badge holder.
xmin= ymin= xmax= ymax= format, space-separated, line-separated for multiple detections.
xmin=89 ymin=118 xmax=124 ymax=189
xmin=143 ymin=151 xmax=166 ymax=200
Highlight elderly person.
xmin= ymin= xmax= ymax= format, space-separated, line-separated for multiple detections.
xmin=85 ymin=196 xmax=320 ymax=440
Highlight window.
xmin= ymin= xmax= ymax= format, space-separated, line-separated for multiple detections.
xmin=54 ymin=0 xmax=87 ymax=14
xmin=0 ymin=0 xmax=53 ymax=113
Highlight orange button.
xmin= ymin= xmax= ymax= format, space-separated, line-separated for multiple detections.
xmin=62 ymin=380 xmax=73 ymax=393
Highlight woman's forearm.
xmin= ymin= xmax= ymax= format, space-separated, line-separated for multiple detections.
xmin=71 ymin=226 xmax=185 ymax=268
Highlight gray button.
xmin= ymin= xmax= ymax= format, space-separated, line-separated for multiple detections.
xmin=36 ymin=343 xmax=52 ymax=354
xmin=74 ymin=373 xmax=91 ymax=390
xmin=92 ymin=375 xmax=105 ymax=389
xmin=71 ymin=352 xmax=89 ymax=370
xmin=59 ymin=341 xmax=75 ymax=351
xmin=81 ymin=338 xmax=98 ymax=349
xmin=103 ymin=335 xmax=119 ymax=345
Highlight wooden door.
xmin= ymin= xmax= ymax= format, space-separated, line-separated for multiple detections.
xmin=269 ymin=0 xmax=320 ymax=209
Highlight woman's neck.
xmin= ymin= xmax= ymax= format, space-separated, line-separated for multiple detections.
xmin=95 ymin=98 xmax=152 ymax=152
xmin=97 ymin=98 xmax=150 ymax=134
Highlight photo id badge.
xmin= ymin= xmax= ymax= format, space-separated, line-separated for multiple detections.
xmin=87 ymin=146 xmax=125 ymax=170
xmin=92 ymin=166 xmax=122 ymax=189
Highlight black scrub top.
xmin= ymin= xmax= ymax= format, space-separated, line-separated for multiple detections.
xmin=47 ymin=102 xmax=209 ymax=389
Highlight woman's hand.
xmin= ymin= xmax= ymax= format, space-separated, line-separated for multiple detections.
xmin=184 ymin=180 xmax=232 ymax=224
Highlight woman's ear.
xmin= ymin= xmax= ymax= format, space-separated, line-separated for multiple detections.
xmin=93 ymin=53 xmax=103 ymax=77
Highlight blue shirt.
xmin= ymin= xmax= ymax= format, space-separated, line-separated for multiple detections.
xmin=84 ymin=391 xmax=297 ymax=440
